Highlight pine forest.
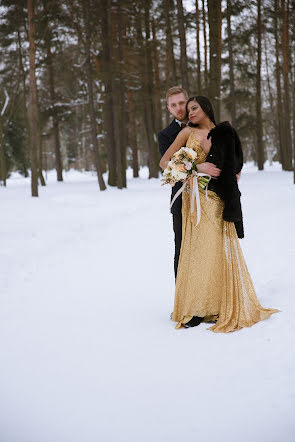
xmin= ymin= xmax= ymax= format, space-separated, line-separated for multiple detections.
xmin=0 ymin=0 xmax=295 ymax=196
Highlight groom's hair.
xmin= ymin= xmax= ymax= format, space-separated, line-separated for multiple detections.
xmin=166 ymin=86 xmax=188 ymax=104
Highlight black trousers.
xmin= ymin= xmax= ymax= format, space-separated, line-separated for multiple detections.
xmin=172 ymin=212 xmax=182 ymax=279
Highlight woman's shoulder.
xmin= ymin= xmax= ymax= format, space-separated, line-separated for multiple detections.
xmin=179 ymin=126 xmax=195 ymax=138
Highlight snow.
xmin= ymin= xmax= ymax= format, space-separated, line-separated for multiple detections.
xmin=0 ymin=164 xmax=294 ymax=442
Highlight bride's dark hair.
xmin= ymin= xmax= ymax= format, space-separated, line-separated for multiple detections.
xmin=186 ymin=95 xmax=216 ymax=126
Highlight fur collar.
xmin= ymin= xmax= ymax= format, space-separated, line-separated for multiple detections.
xmin=207 ymin=121 xmax=234 ymax=139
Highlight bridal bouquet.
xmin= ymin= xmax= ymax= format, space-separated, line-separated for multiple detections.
xmin=161 ymin=147 xmax=210 ymax=190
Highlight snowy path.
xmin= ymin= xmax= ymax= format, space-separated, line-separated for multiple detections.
xmin=0 ymin=166 xmax=294 ymax=442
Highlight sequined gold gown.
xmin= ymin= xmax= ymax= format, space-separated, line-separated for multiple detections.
xmin=172 ymin=131 xmax=279 ymax=332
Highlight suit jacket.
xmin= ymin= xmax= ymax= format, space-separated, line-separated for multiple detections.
xmin=206 ymin=121 xmax=244 ymax=238
xmin=158 ymin=120 xmax=183 ymax=215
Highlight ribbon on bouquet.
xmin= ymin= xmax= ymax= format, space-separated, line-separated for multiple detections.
xmin=170 ymin=172 xmax=212 ymax=226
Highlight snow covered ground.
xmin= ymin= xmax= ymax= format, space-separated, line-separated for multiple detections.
xmin=0 ymin=164 xmax=294 ymax=442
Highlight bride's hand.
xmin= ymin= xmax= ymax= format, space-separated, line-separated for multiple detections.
xmin=197 ymin=162 xmax=221 ymax=177
xmin=160 ymin=157 xmax=169 ymax=170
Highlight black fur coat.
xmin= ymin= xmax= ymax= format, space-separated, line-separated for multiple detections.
xmin=206 ymin=121 xmax=244 ymax=238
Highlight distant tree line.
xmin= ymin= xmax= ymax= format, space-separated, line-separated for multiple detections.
xmin=0 ymin=0 xmax=294 ymax=196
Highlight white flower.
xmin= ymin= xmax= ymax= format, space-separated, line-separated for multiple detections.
xmin=171 ymin=169 xmax=187 ymax=180
xmin=183 ymin=147 xmax=197 ymax=159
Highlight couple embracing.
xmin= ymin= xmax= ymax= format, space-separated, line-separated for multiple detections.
xmin=158 ymin=87 xmax=278 ymax=333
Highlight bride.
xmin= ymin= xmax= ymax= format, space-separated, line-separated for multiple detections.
xmin=160 ymin=96 xmax=279 ymax=333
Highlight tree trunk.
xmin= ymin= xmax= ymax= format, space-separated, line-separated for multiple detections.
xmin=164 ymin=0 xmax=177 ymax=86
xmin=274 ymin=0 xmax=286 ymax=167
xmin=143 ymin=0 xmax=159 ymax=178
xmin=38 ymin=131 xmax=46 ymax=186
xmin=152 ymin=18 xmax=162 ymax=134
xmin=27 ymin=0 xmax=39 ymax=197
xmin=195 ymin=0 xmax=201 ymax=93
xmin=264 ymin=34 xmax=279 ymax=162
xmin=256 ymin=0 xmax=264 ymax=170
xmin=17 ymin=29 xmax=29 ymax=177
xmin=281 ymin=0 xmax=293 ymax=170
xmin=207 ymin=0 xmax=222 ymax=122
xmin=47 ymin=45 xmax=63 ymax=182
xmin=117 ymin=3 xmax=127 ymax=188
xmin=293 ymin=64 xmax=295 ymax=183
xmin=111 ymin=5 xmax=124 ymax=189
xmin=292 ymin=2 xmax=295 ymax=183
xmin=202 ymin=0 xmax=208 ymax=93
xmin=82 ymin=0 xmax=106 ymax=190
xmin=101 ymin=0 xmax=117 ymax=186
xmin=176 ymin=0 xmax=189 ymax=93
xmin=0 ymin=119 xmax=7 ymax=186
xmin=127 ymin=90 xmax=139 ymax=178
xmin=226 ymin=0 xmax=236 ymax=127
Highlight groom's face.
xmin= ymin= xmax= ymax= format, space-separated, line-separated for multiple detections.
xmin=167 ymin=93 xmax=187 ymax=121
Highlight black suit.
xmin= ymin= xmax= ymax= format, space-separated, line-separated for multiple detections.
xmin=158 ymin=120 xmax=184 ymax=278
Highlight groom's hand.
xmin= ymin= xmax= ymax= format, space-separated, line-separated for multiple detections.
xmin=197 ymin=162 xmax=221 ymax=178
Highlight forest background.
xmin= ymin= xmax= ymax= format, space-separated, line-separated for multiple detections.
xmin=0 ymin=0 xmax=294 ymax=196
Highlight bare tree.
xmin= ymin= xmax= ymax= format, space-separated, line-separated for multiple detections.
xmin=274 ymin=0 xmax=286 ymax=167
xmin=0 ymin=117 xmax=7 ymax=186
xmin=101 ymin=0 xmax=116 ymax=186
xmin=256 ymin=0 xmax=264 ymax=170
xmin=207 ymin=0 xmax=222 ymax=121
xmin=81 ymin=0 xmax=106 ymax=190
xmin=202 ymin=0 xmax=208 ymax=93
xmin=176 ymin=0 xmax=190 ymax=93
xmin=27 ymin=0 xmax=39 ymax=196
xmin=281 ymin=0 xmax=293 ymax=170
xmin=226 ymin=0 xmax=236 ymax=127
xmin=195 ymin=0 xmax=201 ymax=92
xmin=164 ymin=0 xmax=177 ymax=87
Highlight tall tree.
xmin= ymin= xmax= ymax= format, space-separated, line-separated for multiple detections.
xmin=195 ymin=0 xmax=201 ymax=93
xmin=202 ymin=0 xmax=208 ymax=93
xmin=256 ymin=0 xmax=264 ymax=170
xmin=45 ymin=34 xmax=63 ymax=181
xmin=207 ymin=0 xmax=222 ymax=121
xmin=274 ymin=0 xmax=286 ymax=167
xmin=112 ymin=1 xmax=127 ymax=188
xmin=152 ymin=18 xmax=163 ymax=134
xmin=0 ymin=116 xmax=7 ymax=186
xmin=81 ymin=0 xmax=106 ymax=190
xmin=164 ymin=0 xmax=177 ymax=87
xmin=127 ymin=90 xmax=139 ymax=178
xmin=101 ymin=0 xmax=117 ymax=186
xmin=142 ymin=0 xmax=158 ymax=178
xmin=226 ymin=0 xmax=236 ymax=127
xmin=176 ymin=0 xmax=190 ymax=93
xmin=291 ymin=1 xmax=295 ymax=183
xmin=281 ymin=0 xmax=293 ymax=170
xmin=27 ymin=0 xmax=39 ymax=196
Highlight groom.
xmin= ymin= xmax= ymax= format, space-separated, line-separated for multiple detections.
xmin=158 ymin=87 xmax=189 ymax=278
xmin=158 ymin=86 xmax=222 ymax=279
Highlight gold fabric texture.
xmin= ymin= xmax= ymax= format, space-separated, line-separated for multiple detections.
xmin=172 ymin=131 xmax=279 ymax=332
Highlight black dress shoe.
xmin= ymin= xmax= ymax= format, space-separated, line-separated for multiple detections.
xmin=184 ymin=316 xmax=203 ymax=328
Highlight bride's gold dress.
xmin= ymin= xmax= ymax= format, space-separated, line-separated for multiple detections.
xmin=172 ymin=131 xmax=279 ymax=332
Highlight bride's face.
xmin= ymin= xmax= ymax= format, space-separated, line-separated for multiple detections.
xmin=188 ymin=101 xmax=207 ymax=125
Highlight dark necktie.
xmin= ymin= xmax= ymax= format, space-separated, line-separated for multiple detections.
xmin=181 ymin=123 xmax=186 ymax=129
